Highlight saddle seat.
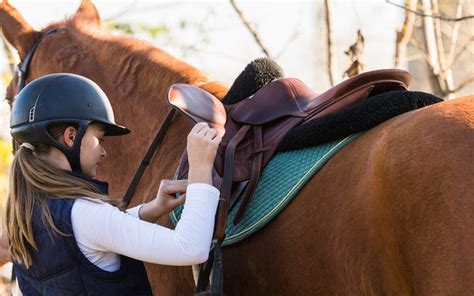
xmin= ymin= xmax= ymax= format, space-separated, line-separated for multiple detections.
xmin=167 ymin=68 xmax=411 ymax=229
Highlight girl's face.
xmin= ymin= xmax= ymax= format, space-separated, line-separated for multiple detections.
xmin=79 ymin=124 xmax=107 ymax=178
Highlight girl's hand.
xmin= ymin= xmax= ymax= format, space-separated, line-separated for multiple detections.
xmin=187 ymin=122 xmax=222 ymax=185
xmin=139 ymin=179 xmax=187 ymax=222
xmin=154 ymin=179 xmax=187 ymax=215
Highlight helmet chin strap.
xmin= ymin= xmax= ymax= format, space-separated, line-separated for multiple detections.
xmin=62 ymin=138 xmax=84 ymax=173
xmin=47 ymin=122 xmax=89 ymax=174
xmin=64 ymin=124 xmax=88 ymax=173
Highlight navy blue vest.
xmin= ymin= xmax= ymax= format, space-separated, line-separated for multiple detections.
xmin=13 ymin=172 xmax=152 ymax=295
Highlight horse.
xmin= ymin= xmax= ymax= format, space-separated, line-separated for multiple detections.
xmin=2 ymin=1 xmax=473 ymax=295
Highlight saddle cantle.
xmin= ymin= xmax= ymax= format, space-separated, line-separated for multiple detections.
xmin=167 ymin=69 xmax=411 ymax=232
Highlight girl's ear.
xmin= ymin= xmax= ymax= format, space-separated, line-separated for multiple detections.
xmin=63 ymin=126 xmax=77 ymax=148
xmin=0 ymin=0 xmax=40 ymax=60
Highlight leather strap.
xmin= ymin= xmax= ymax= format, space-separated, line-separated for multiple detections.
xmin=194 ymin=239 xmax=224 ymax=295
xmin=16 ymin=28 xmax=59 ymax=93
xmin=123 ymin=109 xmax=176 ymax=207
xmin=215 ymin=125 xmax=251 ymax=240
xmin=209 ymin=242 xmax=224 ymax=295
xmin=195 ymin=244 xmax=215 ymax=293
xmin=233 ymin=126 xmax=264 ymax=224
xmin=228 ymin=180 xmax=249 ymax=211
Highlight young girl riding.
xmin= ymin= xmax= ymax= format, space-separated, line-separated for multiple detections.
xmin=6 ymin=73 xmax=221 ymax=295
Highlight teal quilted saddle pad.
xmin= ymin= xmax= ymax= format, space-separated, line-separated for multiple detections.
xmin=170 ymin=133 xmax=361 ymax=246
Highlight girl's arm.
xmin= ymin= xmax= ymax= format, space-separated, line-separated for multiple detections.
xmin=72 ymin=182 xmax=219 ymax=266
xmin=72 ymin=123 xmax=222 ymax=266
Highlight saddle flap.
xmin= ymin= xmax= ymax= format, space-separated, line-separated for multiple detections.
xmin=167 ymin=84 xmax=226 ymax=137
xmin=230 ymin=78 xmax=317 ymax=125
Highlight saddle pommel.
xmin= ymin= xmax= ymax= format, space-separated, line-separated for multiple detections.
xmin=167 ymin=84 xmax=226 ymax=137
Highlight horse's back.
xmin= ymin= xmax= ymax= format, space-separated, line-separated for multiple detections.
xmin=223 ymin=95 xmax=474 ymax=295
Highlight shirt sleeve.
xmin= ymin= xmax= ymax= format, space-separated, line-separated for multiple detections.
xmin=71 ymin=183 xmax=220 ymax=266
xmin=125 ymin=204 xmax=143 ymax=219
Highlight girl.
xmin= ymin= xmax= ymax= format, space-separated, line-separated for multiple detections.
xmin=6 ymin=73 xmax=221 ymax=295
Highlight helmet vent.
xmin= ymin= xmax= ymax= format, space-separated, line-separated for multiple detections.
xmin=28 ymin=106 xmax=36 ymax=122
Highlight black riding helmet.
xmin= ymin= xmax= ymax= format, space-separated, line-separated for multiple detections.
xmin=10 ymin=73 xmax=130 ymax=172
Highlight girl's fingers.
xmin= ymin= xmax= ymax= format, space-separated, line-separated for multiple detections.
xmin=190 ymin=122 xmax=208 ymax=134
xmin=176 ymin=193 xmax=186 ymax=206
xmin=204 ymin=128 xmax=217 ymax=139
xmin=211 ymin=135 xmax=222 ymax=145
xmin=161 ymin=180 xmax=187 ymax=194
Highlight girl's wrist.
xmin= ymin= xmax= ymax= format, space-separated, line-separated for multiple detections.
xmin=138 ymin=200 xmax=164 ymax=222
xmin=188 ymin=166 xmax=212 ymax=185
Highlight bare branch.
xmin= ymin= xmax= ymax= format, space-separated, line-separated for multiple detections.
xmin=432 ymin=0 xmax=447 ymax=71
xmin=386 ymin=0 xmax=474 ymax=22
xmin=446 ymin=0 xmax=464 ymax=66
xmin=324 ymin=0 xmax=337 ymax=86
xmin=409 ymin=35 xmax=432 ymax=64
xmin=450 ymin=36 xmax=474 ymax=68
xmin=421 ymin=0 xmax=440 ymax=74
xmin=229 ymin=0 xmax=271 ymax=58
xmin=394 ymin=0 xmax=416 ymax=68
xmin=274 ymin=28 xmax=301 ymax=59
xmin=104 ymin=2 xmax=184 ymax=22
xmin=274 ymin=9 xmax=304 ymax=59
xmin=421 ymin=0 xmax=444 ymax=95
xmin=103 ymin=0 xmax=138 ymax=21
xmin=405 ymin=52 xmax=426 ymax=62
xmin=451 ymin=73 xmax=474 ymax=93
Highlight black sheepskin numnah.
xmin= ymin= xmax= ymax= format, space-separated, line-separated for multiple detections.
xmin=277 ymin=91 xmax=443 ymax=152
xmin=222 ymin=57 xmax=285 ymax=105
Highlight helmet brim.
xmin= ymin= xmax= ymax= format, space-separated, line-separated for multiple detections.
xmin=103 ymin=123 xmax=131 ymax=136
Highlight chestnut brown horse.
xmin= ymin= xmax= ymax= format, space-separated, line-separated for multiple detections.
xmin=2 ymin=1 xmax=474 ymax=295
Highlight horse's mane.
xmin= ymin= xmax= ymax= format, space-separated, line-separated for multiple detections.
xmin=38 ymin=17 xmax=223 ymax=100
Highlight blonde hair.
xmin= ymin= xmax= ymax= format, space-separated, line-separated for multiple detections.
xmin=6 ymin=123 xmax=122 ymax=268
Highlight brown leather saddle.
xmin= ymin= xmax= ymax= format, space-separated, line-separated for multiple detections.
xmin=167 ymin=69 xmax=411 ymax=238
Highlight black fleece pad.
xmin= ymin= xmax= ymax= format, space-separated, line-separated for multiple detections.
xmin=277 ymin=91 xmax=443 ymax=152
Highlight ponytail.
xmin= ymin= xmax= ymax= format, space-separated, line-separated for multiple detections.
xmin=6 ymin=136 xmax=122 ymax=268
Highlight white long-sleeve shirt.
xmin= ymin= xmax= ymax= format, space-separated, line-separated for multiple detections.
xmin=71 ymin=183 xmax=219 ymax=272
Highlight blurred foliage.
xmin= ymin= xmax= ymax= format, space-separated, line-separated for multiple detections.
xmin=103 ymin=21 xmax=170 ymax=38
xmin=102 ymin=14 xmax=212 ymax=58
xmin=0 ymin=139 xmax=12 ymax=173
xmin=103 ymin=20 xmax=172 ymax=39
xmin=0 ymin=138 xmax=12 ymax=208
